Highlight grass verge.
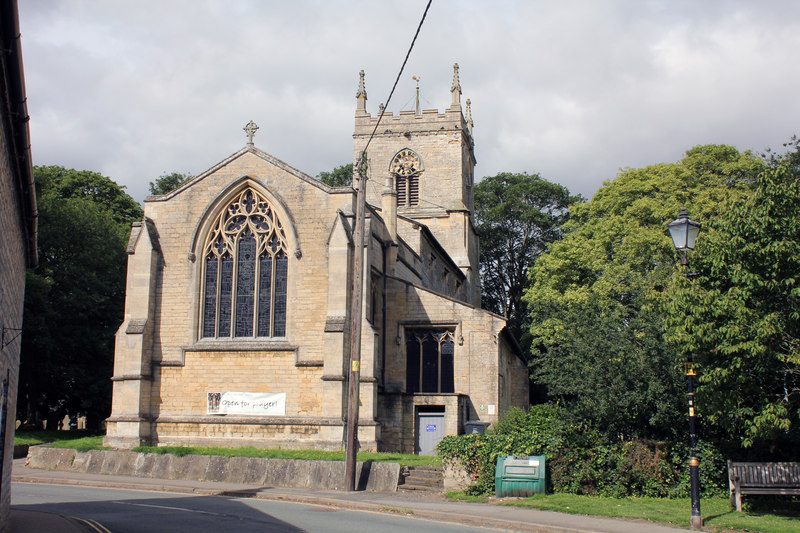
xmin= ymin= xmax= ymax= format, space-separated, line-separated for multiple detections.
xmin=132 ymin=445 xmax=441 ymax=467
xmin=15 ymin=430 xmax=105 ymax=452
xmin=501 ymin=493 xmax=800 ymax=533
xmin=50 ymin=435 xmax=105 ymax=452
xmin=15 ymin=430 xmax=440 ymax=466
xmin=445 ymin=491 xmax=488 ymax=503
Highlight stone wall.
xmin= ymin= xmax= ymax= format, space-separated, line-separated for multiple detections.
xmin=0 ymin=108 xmax=26 ymax=533
xmin=106 ymin=149 xmax=358 ymax=449
xmin=27 ymin=446 xmax=400 ymax=492
xmin=143 ymin=151 xmax=350 ymax=366
xmin=376 ymin=276 xmax=527 ymax=452
xmin=0 ymin=10 xmax=36 ymax=524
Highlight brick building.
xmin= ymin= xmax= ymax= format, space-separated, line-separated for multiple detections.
xmin=104 ymin=65 xmax=528 ymax=454
xmin=0 ymin=0 xmax=37 ymax=528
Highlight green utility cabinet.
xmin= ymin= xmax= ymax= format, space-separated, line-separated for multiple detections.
xmin=494 ymin=455 xmax=546 ymax=497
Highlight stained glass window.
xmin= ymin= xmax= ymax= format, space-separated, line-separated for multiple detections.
xmin=201 ymin=187 xmax=289 ymax=339
xmin=257 ymin=254 xmax=272 ymax=337
xmin=235 ymin=231 xmax=256 ymax=337
xmin=273 ymin=253 xmax=288 ymax=337
xmin=405 ymin=329 xmax=455 ymax=393
xmin=202 ymin=256 xmax=218 ymax=337
xmin=218 ymin=254 xmax=233 ymax=337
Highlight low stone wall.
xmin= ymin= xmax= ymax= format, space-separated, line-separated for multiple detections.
xmin=27 ymin=447 xmax=400 ymax=492
xmin=443 ymin=460 xmax=473 ymax=491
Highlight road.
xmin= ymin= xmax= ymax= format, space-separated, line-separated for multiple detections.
xmin=12 ymin=483 xmax=516 ymax=533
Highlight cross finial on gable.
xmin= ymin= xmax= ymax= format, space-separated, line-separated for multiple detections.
xmin=244 ymin=120 xmax=259 ymax=146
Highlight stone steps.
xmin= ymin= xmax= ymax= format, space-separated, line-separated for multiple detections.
xmin=399 ymin=465 xmax=443 ymax=491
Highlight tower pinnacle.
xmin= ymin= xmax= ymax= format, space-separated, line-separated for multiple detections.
xmin=356 ymin=70 xmax=367 ymax=115
xmin=466 ymin=99 xmax=473 ymax=136
xmin=450 ymin=63 xmax=461 ymax=109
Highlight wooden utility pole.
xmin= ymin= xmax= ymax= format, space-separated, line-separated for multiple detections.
xmin=344 ymin=153 xmax=367 ymax=491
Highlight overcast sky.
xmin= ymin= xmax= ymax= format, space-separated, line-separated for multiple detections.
xmin=18 ymin=0 xmax=800 ymax=203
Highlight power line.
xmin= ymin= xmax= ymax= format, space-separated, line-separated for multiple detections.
xmin=360 ymin=0 xmax=433 ymax=157
xmin=345 ymin=0 xmax=434 ymax=492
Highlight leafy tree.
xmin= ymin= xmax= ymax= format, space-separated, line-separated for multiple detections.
xmin=525 ymin=145 xmax=764 ymax=440
xmin=317 ymin=163 xmax=353 ymax=187
xmin=534 ymin=296 xmax=685 ymax=439
xmin=19 ymin=166 xmax=143 ymax=429
xmin=34 ymin=165 xmax=143 ymax=223
xmin=148 ymin=171 xmax=192 ymax=195
xmin=663 ymin=146 xmax=800 ymax=450
xmin=474 ymin=172 xmax=576 ymax=345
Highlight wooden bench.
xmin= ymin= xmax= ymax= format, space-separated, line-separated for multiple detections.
xmin=728 ymin=460 xmax=800 ymax=511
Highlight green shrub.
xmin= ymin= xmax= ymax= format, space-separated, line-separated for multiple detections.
xmin=437 ymin=405 xmax=565 ymax=494
xmin=437 ymin=404 xmax=729 ymax=497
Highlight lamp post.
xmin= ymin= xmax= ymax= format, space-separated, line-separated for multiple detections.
xmin=667 ymin=205 xmax=702 ymax=530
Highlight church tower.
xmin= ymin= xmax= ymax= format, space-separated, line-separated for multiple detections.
xmin=353 ymin=65 xmax=480 ymax=304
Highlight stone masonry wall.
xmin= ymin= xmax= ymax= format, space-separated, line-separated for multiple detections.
xmin=155 ymin=350 xmax=322 ymax=417
xmin=108 ymin=148 xmax=358 ymax=449
xmin=0 ymin=109 xmax=26 ymax=530
xmin=142 ymin=150 xmax=352 ymax=366
xmin=377 ymin=276 xmax=526 ymax=451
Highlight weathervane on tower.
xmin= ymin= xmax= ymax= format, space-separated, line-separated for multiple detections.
xmin=244 ymin=120 xmax=259 ymax=146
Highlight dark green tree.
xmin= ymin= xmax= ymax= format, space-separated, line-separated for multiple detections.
xmin=34 ymin=165 xmax=143 ymax=223
xmin=317 ymin=163 xmax=353 ymax=187
xmin=525 ymin=145 xmax=765 ymax=440
xmin=663 ymin=146 xmax=800 ymax=450
xmin=474 ymin=172 xmax=576 ymax=345
xmin=19 ymin=166 xmax=143 ymax=429
xmin=148 ymin=171 xmax=192 ymax=195
xmin=534 ymin=295 xmax=685 ymax=439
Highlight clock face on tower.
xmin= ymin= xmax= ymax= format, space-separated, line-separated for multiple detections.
xmin=391 ymin=149 xmax=420 ymax=177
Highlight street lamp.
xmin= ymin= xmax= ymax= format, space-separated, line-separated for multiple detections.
xmin=667 ymin=206 xmax=701 ymax=264
xmin=668 ymin=205 xmax=702 ymax=530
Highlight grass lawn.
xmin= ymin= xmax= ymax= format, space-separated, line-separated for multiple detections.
xmin=14 ymin=430 xmax=105 ymax=452
xmin=133 ymin=445 xmax=441 ymax=467
xmin=500 ymin=493 xmax=799 ymax=533
xmin=15 ymin=430 xmax=440 ymax=466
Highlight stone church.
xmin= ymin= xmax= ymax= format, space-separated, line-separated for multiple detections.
xmin=104 ymin=65 xmax=528 ymax=454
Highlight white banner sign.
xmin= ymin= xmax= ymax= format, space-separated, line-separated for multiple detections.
xmin=207 ymin=392 xmax=286 ymax=416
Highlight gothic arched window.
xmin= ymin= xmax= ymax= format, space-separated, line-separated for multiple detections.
xmin=201 ymin=188 xmax=288 ymax=338
xmin=390 ymin=149 xmax=421 ymax=207
xmin=405 ymin=328 xmax=455 ymax=393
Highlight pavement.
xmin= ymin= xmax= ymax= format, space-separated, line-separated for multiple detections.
xmin=10 ymin=458 xmax=689 ymax=533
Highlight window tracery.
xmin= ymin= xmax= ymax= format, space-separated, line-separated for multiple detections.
xmin=201 ymin=188 xmax=288 ymax=338
xmin=405 ymin=328 xmax=455 ymax=393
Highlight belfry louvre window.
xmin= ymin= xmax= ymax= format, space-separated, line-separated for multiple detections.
xmin=406 ymin=328 xmax=455 ymax=393
xmin=201 ymin=188 xmax=288 ymax=338
xmin=395 ymin=176 xmax=419 ymax=207
xmin=390 ymin=148 xmax=420 ymax=207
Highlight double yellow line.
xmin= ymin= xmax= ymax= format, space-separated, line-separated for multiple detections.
xmin=74 ymin=517 xmax=113 ymax=533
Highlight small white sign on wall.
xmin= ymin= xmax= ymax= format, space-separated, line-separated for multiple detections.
xmin=207 ymin=392 xmax=286 ymax=416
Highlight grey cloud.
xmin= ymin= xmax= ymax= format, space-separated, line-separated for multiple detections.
xmin=19 ymin=0 xmax=800 ymax=202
